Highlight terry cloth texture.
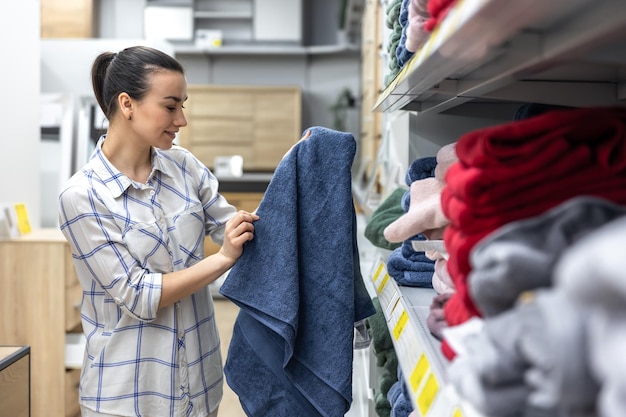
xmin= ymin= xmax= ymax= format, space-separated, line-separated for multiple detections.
xmin=384 ymin=178 xmax=447 ymax=243
xmin=469 ymin=196 xmax=626 ymax=317
xmin=365 ymin=187 xmax=407 ymax=250
xmin=387 ymin=380 xmax=413 ymax=417
xmin=219 ymin=126 xmax=375 ymax=417
xmin=386 ymin=237 xmax=435 ymax=287
xmin=405 ymin=0 xmax=429 ymax=53
xmin=386 ymin=152 xmax=451 ymax=243
xmin=432 ymin=258 xmax=454 ymax=294
xmin=555 ymin=215 xmax=626 ymax=417
xmin=427 ymin=292 xmax=452 ymax=340
xmin=447 ymin=289 xmax=597 ymax=417
xmin=385 ymin=0 xmax=404 ymax=86
xmin=405 ymin=156 xmax=437 ymax=185
xmin=440 ymin=106 xmax=626 ymax=338
xmin=396 ymin=0 xmax=415 ymax=67
xmin=367 ymin=298 xmax=394 ymax=354
xmin=424 ymin=0 xmax=458 ymax=31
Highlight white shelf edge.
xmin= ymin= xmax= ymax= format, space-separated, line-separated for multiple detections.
xmin=367 ymin=253 xmax=485 ymax=417
xmin=194 ymin=11 xmax=253 ymax=19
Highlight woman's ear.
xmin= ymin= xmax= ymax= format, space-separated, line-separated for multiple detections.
xmin=118 ymin=92 xmax=133 ymax=120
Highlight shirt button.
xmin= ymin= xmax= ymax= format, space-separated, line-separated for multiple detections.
xmin=149 ymin=190 xmax=155 ymax=196
xmin=114 ymin=297 xmax=124 ymax=306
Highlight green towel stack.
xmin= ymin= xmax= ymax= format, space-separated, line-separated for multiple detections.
xmin=367 ymin=297 xmax=400 ymax=417
xmin=364 ymin=187 xmax=406 ymax=250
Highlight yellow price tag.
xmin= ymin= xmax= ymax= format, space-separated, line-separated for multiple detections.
xmin=372 ymin=263 xmax=385 ymax=284
xmin=392 ymin=310 xmax=408 ymax=341
xmin=410 ymin=353 xmax=429 ymax=393
xmin=376 ymin=273 xmax=390 ymax=295
xmin=14 ymin=203 xmax=31 ymax=235
xmin=417 ymin=373 xmax=440 ymax=416
xmin=452 ymin=407 xmax=464 ymax=417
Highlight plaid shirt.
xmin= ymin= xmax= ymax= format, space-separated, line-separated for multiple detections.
xmin=59 ymin=137 xmax=237 ymax=417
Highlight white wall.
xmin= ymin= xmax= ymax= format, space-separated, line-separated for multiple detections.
xmin=0 ymin=1 xmax=41 ymax=228
xmin=41 ymin=39 xmax=174 ymax=96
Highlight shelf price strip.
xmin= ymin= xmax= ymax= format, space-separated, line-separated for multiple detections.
xmin=409 ymin=353 xmax=440 ymax=416
xmin=393 ymin=310 xmax=409 ymax=341
xmin=418 ymin=373 xmax=440 ymax=416
xmin=371 ymin=261 xmax=390 ymax=295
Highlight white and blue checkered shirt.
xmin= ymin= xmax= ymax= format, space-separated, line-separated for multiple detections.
xmin=59 ymin=137 xmax=237 ymax=417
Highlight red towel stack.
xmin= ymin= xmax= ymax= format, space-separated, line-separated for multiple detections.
xmin=440 ymin=106 xmax=626 ymax=358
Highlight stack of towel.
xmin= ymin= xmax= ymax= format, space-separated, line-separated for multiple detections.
xmin=446 ymin=197 xmax=626 ymax=416
xmin=383 ymin=156 xmax=437 ymax=287
xmin=440 ymin=106 xmax=626 ymax=359
xmin=367 ymin=298 xmax=399 ymax=417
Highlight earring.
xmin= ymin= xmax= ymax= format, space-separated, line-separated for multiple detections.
xmin=128 ymin=114 xmax=132 ymax=121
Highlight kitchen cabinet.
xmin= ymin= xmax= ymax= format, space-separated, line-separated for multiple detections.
xmin=0 ymin=230 xmax=81 ymax=417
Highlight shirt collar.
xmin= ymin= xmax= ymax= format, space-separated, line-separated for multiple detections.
xmin=90 ymin=135 xmax=171 ymax=198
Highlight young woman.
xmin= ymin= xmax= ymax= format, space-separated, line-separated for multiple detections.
xmin=58 ymin=45 xmax=259 ymax=417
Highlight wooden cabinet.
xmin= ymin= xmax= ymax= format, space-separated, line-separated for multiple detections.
xmin=179 ymin=85 xmax=301 ymax=172
xmin=41 ymin=0 xmax=96 ymax=38
xmin=0 ymin=346 xmax=30 ymax=417
xmin=0 ymin=230 xmax=81 ymax=417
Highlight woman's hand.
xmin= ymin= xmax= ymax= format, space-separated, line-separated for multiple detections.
xmin=283 ymin=129 xmax=312 ymax=159
xmin=218 ymin=210 xmax=260 ymax=264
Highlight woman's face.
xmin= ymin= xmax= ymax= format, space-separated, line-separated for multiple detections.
xmin=132 ymin=70 xmax=188 ymax=150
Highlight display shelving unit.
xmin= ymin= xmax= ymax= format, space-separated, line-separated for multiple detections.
xmin=356 ymin=0 xmax=626 ymax=415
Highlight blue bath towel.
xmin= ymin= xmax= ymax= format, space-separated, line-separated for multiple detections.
xmin=386 ymin=236 xmax=435 ymax=287
xmin=220 ymin=126 xmax=375 ymax=417
xmin=405 ymin=156 xmax=437 ymax=185
xmin=402 ymin=156 xmax=437 ymax=210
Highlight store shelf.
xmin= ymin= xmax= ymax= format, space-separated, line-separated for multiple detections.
xmin=173 ymin=43 xmax=361 ymax=56
xmin=367 ymin=254 xmax=480 ymax=417
xmin=374 ymin=0 xmax=626 ymax=114
xmin=194 ymin=10 xmax=252 ymax=19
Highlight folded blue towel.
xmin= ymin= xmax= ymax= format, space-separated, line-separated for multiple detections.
xmin=386 ymin=238 xmax=434 ymax=287
xmin=405 ymin=156 xmax=437 ymax=185
xmin=220 ymin=126 xmax=375 ymax=417
xmin=388 ymin=380 xmax=414 ymax=417
xmin=402 ymin=156 xmax=437 ymax=210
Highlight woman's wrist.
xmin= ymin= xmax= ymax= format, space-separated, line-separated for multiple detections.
xmin=215 ymin=249 xmax=237 ymax=270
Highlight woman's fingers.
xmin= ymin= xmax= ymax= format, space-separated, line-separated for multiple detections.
xmin=226 ymin=210 xmax=259 ymax=242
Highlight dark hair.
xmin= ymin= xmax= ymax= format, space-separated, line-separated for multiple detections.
xmin=91 ymin=45 xmax=185 ymax=119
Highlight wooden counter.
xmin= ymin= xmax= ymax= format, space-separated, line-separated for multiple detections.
xmin=0 ymin=346 xmax=30 ymax=417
